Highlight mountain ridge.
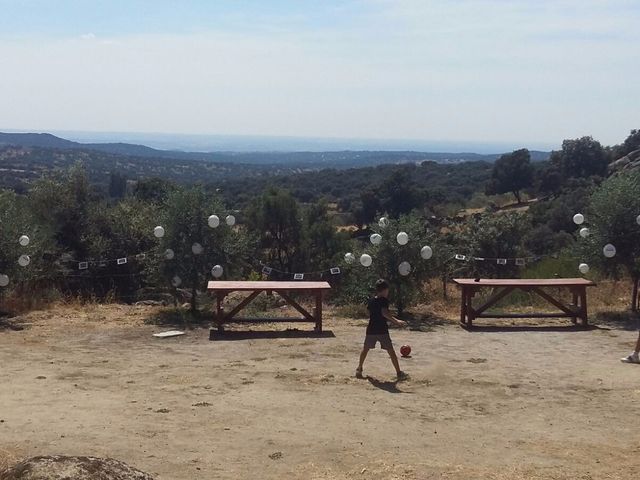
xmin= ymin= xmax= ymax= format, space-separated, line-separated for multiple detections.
xmin=0 ymin=131 xmax=551 ymax=167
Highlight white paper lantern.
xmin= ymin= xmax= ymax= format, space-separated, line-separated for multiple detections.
xmin=208 ymin=215 xmax=220 ymax=228
xmin=360 ymin=253 xmax=372 ymax=267
xmin=398 ymin=261 xmax=411 ymax=276
xmin=578 ymin=263 xmax=590 ymax=274
xmin=0 ymin=274 xmax=9 ymax=287
xmin=420 ymin=245 xmax=433 ymax=260
xmin=378 ymin=217 xmax=390 ymax=228
xmin=225 ymin=215 xmax=236 ymax=226
xmin=171 ymin=275 xmax=182 ymax=287
xmin=18 ymin=235 xmax=30 ymax=246
xmin=603 ymin=243 xmax=616 ymax=258
xmin=396 ymin=232 xmax=409 ymax=245
xmin=579 ymin=227 xmax=590 ymax=238
xmin=344 ymin=252 xmax=356 ymax=264
xmin=637 ymin=214 xmax=640 ymax=226
xmin=153 ymin=226 xmax=165 ymax=238
xmin=370 ymin=233 xmax=382 ymax=245
xmin=192 ymin=242 xmax=203 ymax=255
xmin=164 ymin=248 xmax=175 ymax=260
xmin=18 ymin=254 xmax=30 ymax=267
xmin=211 ymin=264 xmax=224 ymax=278
xmin=573 ymin=213 xmax=585 ymax=225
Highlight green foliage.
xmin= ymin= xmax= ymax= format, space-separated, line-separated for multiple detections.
xmin=0 ymin=191 xmax=57 ymax=294
xmin=156 ymin=185 xmax=250 ymax=311
xmin=245 ymin=189 xmax=346 ymax=274
xmin=528 ymin=179 xmax=593 ymax=233
xmin=301 ymin=201 xmax=349 ymax=272
xmin=245 ymin=188 xmax=303 ymax=272
xmin=456 ymin=212 xmax=529 ymax=278
xmin=486 ymin=149 xmax=533 ymax=203
xmin=579 ymin=172 xmax=640 ymax=309
xmin=550 ymin=136 xmax=607 ymax=179
xmin=340 ymin=214 xmax=437 ymax=313
xmin=612 ymin=129 xmax=640 ymax=159
xmin=83 ymin=198 xmax=159 ymax=299
xmin=108 ymin=171 xmax=127 ymax=199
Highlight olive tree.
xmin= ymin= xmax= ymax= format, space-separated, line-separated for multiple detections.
xmin=581 ymin=172 xmax=640 ymax=311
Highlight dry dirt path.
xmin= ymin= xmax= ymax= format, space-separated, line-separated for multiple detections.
xmin=1 ymin=305 xmax=639 ymax=479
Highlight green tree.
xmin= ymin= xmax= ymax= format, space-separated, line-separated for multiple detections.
xmin=363 ymin=214 xmax=436 ymax=314
xmin=550 ymin=136 xmax=607 ymax=179
xmin=28 ymin=163 xmax=92 ymax=259
xmin=83 ymin=198 xmax=159 ymax=300
xmin=580 ymin=172 xmax=640 ymax=311
xmin=108 ymin=171 xmax=127 ymax=199
xmin=612 ymin=129 xmax=640 ymax=159
xmin=457 ymin=212 xmax=529 ymax=278
xmin=300 ymin=201 xmax=349 ymax=273
xmin=0 ymin=191 xmax=57 ymax=302
xmin=133 ymin=177 xmax=176 ymax=204
xmin=486 ymin=149 xmax=533 ymax=204
xmin=353 ymin=189 xmax=380 ymax=228
xmin=379 ymin=169 xmax=423 ymax=217
xmin=158 ymin=186 xmax=249 ymax=311
xmin=245 ymin=188 xmax=303 ymax=272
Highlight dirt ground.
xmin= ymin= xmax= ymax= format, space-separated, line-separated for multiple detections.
xmin=1 ymin=303 xmax=640 ymax=479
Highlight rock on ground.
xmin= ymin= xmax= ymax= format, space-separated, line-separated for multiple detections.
xmin=0 ymin=456 xmax=155 ymax=480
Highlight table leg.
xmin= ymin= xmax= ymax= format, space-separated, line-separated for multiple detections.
xmin=315 ymin=291 xmax=323 ymax=332
xmin=571 ymin=289 xmax=579 ymax=324
xmin=579 ymin=287 xmax=588 ymax=326
xmin=216 ymin=293 xmax=225 ymax=332
xmin=460 ymin=287 xmax=468 ymax=326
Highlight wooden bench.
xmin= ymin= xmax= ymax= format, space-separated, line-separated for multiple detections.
xmin=207 ymin=281 xmax=332 ymax=333
xmin=453 ymin=278 xmax=596 ymax=327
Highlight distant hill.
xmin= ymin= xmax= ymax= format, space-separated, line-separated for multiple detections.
xmin=0 ymin=145 xmax=295 ymax=191
xmin=0 ymin=131 xmax=550 ymax=168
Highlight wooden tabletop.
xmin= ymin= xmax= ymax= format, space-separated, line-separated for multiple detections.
xmin=453 ymin=278 xmax=596 ymax=287
xmin=207 ymin=281 xmax=332 ymax=291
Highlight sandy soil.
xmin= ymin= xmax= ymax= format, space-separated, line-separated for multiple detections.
xmin=1 ymin=304 xmax=639 ymax=479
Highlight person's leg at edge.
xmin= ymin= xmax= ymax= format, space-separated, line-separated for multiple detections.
xmin=386 ymin=347 xmax=402 ymax=375
xmin=621 ymin=332 xmax=640 ymax=363
xmin=357 ymin=347 xmax=370 ymax=376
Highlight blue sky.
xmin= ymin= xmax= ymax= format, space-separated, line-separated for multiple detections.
xmin=0 ymin=0 xmax=638 ymax=150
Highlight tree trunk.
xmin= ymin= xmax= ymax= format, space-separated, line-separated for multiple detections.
xmin=513 ymin=190 xmax=522 ymax=204
xmin=632 ymin=276 xmax=639 ymax=312
xmin=190 ymin=285 xmax=197 ymax=313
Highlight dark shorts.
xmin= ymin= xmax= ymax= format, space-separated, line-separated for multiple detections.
xmin=364 ymin=334 xmax=393 ymax=350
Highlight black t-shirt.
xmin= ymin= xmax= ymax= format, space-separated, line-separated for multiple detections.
xmin=367 ymin=296 xmax=390 ymax=335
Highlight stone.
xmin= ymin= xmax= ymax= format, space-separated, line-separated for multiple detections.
xmin=609 ymin=149 xmax=640 ymax=176
xmin=0 ymin=455 xmax=155 ymax=480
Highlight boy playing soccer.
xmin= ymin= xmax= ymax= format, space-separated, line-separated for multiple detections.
xmin=356 ymin=279 xmax=409 ymax=380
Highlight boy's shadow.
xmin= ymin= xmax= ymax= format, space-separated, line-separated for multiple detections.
xmin=365 ymin=376 xmax=411 ymax=394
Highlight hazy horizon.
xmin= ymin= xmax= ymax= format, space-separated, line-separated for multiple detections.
xmin=2 ymin=128 xmax=559 ymax=154
xmin=1 ymin=1 xmax=638 ymax=147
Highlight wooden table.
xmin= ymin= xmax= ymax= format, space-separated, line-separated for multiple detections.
xmin=453 ymin=278 xmax=596 ymax=327
xmin=207 ymin=281 xmax=332 ymax=332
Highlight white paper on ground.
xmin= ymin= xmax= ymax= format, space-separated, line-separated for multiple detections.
xmin=153 ymin=330 xmax=185 ymax=338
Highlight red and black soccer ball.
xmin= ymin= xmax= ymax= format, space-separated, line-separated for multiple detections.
xmin=400 ymin=345 xmax=411 ymax=357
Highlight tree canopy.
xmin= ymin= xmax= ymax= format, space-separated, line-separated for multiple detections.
xmin=486 ymin=148 xmax=533 ymax=203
